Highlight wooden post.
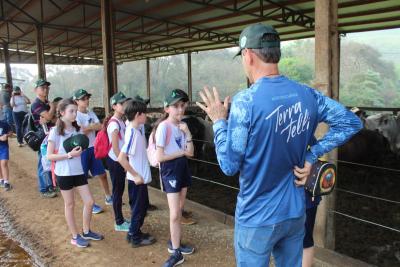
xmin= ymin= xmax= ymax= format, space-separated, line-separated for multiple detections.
xmin=146 ymin=58 xmax=151 ymax=107
xmin=187 ymin=52 xmax=192 ymax=104
xmin=3 ymin=43 xmax=12 ymax=86
xmin=35 ymin=24 xmax=46 ymax=80
xmin=101 ymin=0 xmax=118 ymax=113
xmin=314 ymin=0 xmax=339 ymax=250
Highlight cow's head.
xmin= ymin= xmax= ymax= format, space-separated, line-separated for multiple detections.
xmin=365 ymin=113 xmax=400 ymax=154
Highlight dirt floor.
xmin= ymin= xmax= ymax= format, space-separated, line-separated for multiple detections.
xmin=0 ymin=140 xmax=235 ymax=267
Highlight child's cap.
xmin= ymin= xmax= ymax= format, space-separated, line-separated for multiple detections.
xmin=110 ymin=92 xmax=129 ymax=106
xmin=164 ymin=89 xmax=189 ymax=107
xmin=13 ymin=86 xmax=21 ymax=92
xmin=72 ymin=88 xmax=92 ymax=100
xmin=35 ymin=79 xmax=51 ymax=88
xmin=133 ymin=95 xmax=150 ymax=105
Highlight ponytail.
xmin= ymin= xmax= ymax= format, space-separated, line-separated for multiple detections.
xmin=102 ymin=112 xmax=114 ymax=131
xmin=151 ymin=112 xmax=169 ymax=143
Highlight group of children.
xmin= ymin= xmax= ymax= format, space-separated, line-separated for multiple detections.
xmin=44 ymin=88 xmax=195 ymax=267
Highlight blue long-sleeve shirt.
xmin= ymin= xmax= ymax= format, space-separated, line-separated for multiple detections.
xmin=213 ymin=76 xmax=362 ymax=227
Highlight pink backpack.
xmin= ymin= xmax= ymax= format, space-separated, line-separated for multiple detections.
xmin=147 ymin=122 xmax=172 ymax=167
xmin=94 ymin=118 xmax=122 ymax=159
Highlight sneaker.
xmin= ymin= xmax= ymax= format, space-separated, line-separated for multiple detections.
xmin=40 ymin=191 xmax=57 ymax=198
xmin=182 ymin=210 xmax=193 ymax=218
xmin=71 ymin=234 xmax=89 ymax=248
xmin=139 ymin=231 xmax=155 ymax=242
xmin=18 ymin=143 xmax=24 ymax=147
xmin=162 ymin=249 xmax=184 ymax=267
xmin=82 ymin=230 xmax=104 ymax=241
xmin=92 ymin=204 xmax=103 ymax=214
xmin=131 ymin=236 xmax=156 ymax=248
xmin=167 ymin=240 xmax=195 ymax=255
xmin=0 ymin=180 xmax=4 ymax=188
xmin=124 ymin=218 xmax=131 ymax=224
xmin=105 ymin=196 xmax=113 ymax=206
xmin=114 ymin=221 xmax=130 ymax=232
xmin=4 ymin=183 xmax=11 ymax=191
xmin=181 ymin=216 xmax=196 ymax=225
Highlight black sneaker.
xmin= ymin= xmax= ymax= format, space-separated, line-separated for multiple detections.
xmin=131 ymin=236 xmax=156 ymax=248
xmin=4 ymin=183 xmax=11 ymax=191
xmin=162 ymin=249 xmax=184 ymax=267
xmin=167 ymin=240 xmax=194 ymax=255
xmin=139 ymin=231 xmax=155 ymax=242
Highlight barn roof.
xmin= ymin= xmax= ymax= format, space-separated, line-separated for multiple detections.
xmin=0 ymin=0 xmax=399 ymax=64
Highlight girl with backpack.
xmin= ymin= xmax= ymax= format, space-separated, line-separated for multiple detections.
xmin=104 ymin=92 xmax=130 ymax=232
xmin=47 ymin=98 xmax=103 ymax=248
xmin=152 ymin=89 xmax=195 ymax=267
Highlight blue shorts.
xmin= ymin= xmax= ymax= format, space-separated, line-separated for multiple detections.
xmin=81 ymin=147 xmax=106 ymax=178
xmin=0 ymin=145 xmax=9 ymax=160
xmin=303 ymin=206 xmax=318 ymax=248
xmin=160 ymin=156 xmax=192 ymax=193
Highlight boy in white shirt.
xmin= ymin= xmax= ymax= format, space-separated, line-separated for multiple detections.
xmin=118 ymin=99 xmax=156 ymax=247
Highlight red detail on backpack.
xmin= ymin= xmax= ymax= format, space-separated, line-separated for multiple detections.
xmin=147 ymin=122 xmax=172 ymax=167
xmin=94 ymin=118 xmax=122 ymax=159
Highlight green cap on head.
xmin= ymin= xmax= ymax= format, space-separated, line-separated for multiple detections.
xmin=72 ymin=88 xmax=92 ymax=100
xmin=63 ymin=134 xmax=89 ymax=153
xmin=133 ymin=95 xmax=150 ymax=105
xmin=164 ymin=89 xmax=189 ymax=107
xmin=13 ymin=86 xmax=21 ymax=92
xmin=110 ymin=91 xmax=129 ymax=106
xmin=234 ymin=23 xmax=280 ymax=57
xmin=34 ymin=79 xmax=51 ymax=88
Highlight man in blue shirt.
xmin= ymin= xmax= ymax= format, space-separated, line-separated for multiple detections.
xmin=197 ymin=23 xmax=362 ymax=267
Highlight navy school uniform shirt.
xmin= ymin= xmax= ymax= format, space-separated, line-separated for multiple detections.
xmin=213 ymin=75 xmax=362 ymax=227
xmin=0 ymin=121 xmax=10 ymax=147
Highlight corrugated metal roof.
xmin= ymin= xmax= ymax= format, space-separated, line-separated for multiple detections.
xmin=0 ymin=0 xmax=399 ymax=64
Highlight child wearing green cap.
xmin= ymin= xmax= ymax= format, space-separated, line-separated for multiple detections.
xmin=73 ymin=89 xmax=112 ymax=214
xmin=47 ymin=98 xmax=104 ymax=248
xmin=104 ymin=92 xmax=130 ymax=232
xmin=150 ymin=89 xmax=195 ymax=267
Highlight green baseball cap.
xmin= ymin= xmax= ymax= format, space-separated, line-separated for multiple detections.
xmin=110 ymin=91 xmax=129 ymax=106
xmin=35 ymin=79 xmax=51 ymax=88
xmin=72 ymin=88 xmax=92 ymax=100
xmin=234 ymin=23 xmax=280 ymax=57
xmin=13 ymin=86 xmax=21 ymax=92
xmin=133 ymin=95 xmax=150 ymax=105
xmin=63 ymin=134 xmax=89 ymax=153
xmin=164 ymin=89 xmax=189 ymax=107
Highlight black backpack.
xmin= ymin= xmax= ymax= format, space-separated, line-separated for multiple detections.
xmin=23 ymin=113 xmax=46 ymax=152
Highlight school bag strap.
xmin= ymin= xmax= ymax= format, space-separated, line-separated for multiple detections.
xmin=108 ymin=117 xmax=122 ymax=140
xmin=147 ymin=121 xmax=172 ymax=168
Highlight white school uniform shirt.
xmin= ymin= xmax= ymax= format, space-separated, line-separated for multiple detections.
xmin=48 ymin=127 xmax=84 ymax=176
xmin=155 ymin=121 xmax=187 ymax=156
xmin=107 ymin=116 xmax=125 ymax=161
xmin=76 ymin=110 xmax=100 ymax=148
xmin=121 ymin=124 xmax=152 ymax=184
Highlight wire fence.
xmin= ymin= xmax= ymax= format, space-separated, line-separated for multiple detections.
xmin=181 ymin=150 xmax=400 ymax=235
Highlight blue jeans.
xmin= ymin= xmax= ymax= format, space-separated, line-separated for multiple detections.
xmin=3 ymin=107 xmax=14 ymax=132
xmin=234 ymin=216 xmax=305 ymax=267
xmin=12 ymin=111 xmax=26 ymax=144
xmin=37 ymin=151 xmax=53 ymax=193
